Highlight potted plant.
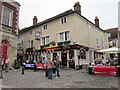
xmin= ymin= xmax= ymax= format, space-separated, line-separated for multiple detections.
xmin=63 ymin=41 xmax=70 ymax=46
xmin=50 ymin=41 xmax=56 ymax=46
xmin=57 ymin=42 xmax=63 ymax=46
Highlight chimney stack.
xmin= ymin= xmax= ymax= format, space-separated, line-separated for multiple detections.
xmin=94 ymin=16 xmax=99 ymax=27
xmin=74 ymin=2 xmax=81 ymax=14
xmin=33 ymin=16 xmax=38 ymax=25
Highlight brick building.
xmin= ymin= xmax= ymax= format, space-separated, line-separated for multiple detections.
xmin=105 ymin=27 xmax=118 ymax=58
xmin=0 ymin=0 xmax=20 ymax=67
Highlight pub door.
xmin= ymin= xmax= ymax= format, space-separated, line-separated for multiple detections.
xmin=0 ymin=40 xmax=9 ymax=65
xmin=61 ymin=51 xmax=67 ymax=66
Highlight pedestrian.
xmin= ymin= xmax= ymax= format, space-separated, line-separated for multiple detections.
xmin=1 ymin=59 xmax=4 ymax=71
xmin=33 ymin=60 xmax=37 ymax=72
xmin=102 ymin=57 xmax=107 ymax=65
xmin=52 ymin=57 xmax=56 ymax=76
xmin=43 ymin=57 xmax=48 ymax=77
xmin=46 ymin=57 xmax=54 ymax=80
xmin=21 ymin=57 xmax=26 ymax=75
xmin=5 ymin=56 xmax=10 ymax=72
xmin=54 ymin=56 xmax=60 ymax=78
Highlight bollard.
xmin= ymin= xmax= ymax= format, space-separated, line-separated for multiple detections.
xmin=22 ymin=66 xmax=25 ymax=75
xmin=116 ymin=65 xmax=120 ymax=77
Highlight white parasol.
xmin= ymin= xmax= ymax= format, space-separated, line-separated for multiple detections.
xmin=98 ymin=47 xmax=120 ymax=53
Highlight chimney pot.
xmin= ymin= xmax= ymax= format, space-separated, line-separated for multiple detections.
xmin=74 ymin=2 xmax=81 ymax=14
xmin=94 ymin=16 xmax=99 ymax=27
xmin=75 ymin=2 xmax=80 ymax=5
xmin=33 ymin=16 xmax=38 ymax=25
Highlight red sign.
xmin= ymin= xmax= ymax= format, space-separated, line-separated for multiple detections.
xmin=25 ymin=63 xmax=46 ymax=69
xmin=94 ymin=65 xmax=116 ymax=76
xmin=36 ymin=63 xmax=46 ymax=69
xmin=0 ymin=40 xmax=9 ymax=65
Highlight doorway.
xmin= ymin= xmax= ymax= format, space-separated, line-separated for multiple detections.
xmin=0 ymin=40 xmax=9 ymax=65
xmin=61 ymin=51 xmax=67 ymax=66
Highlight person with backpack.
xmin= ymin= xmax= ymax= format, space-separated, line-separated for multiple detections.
xmin=54 ymin=56 xmax=60 ymax=78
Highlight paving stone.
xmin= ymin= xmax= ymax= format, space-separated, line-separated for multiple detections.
xmin=1 ymin=68 xmax=118 ymax=88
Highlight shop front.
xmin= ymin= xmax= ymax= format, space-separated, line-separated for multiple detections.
xmin=22 ymin=44 xmax=105 ymax=69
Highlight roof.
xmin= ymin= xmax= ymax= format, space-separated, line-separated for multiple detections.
xmin=105 ymin=27 xmax=118 ymax=32
xmin=104 ymin=27 xmax=118 ymax=40
xmin=19 ymin=9 xmax=104 ymax=34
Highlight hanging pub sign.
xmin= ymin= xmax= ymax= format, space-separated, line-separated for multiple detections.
xmin=27 ymin=52 xmax=29 ymax=54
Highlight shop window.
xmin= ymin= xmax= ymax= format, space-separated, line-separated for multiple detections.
xmin=69 ymin=50 xmax=74 ymax=59
xmin=79 ymin=50 xmax=86 ymax=59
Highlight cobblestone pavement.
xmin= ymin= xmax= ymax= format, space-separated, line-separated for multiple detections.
xmin=1 ymin=68 xmax=118 ymax=88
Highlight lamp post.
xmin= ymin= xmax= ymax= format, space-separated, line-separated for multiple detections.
xmin=118 ymin=1 xmax=120 ymax=65
xmin=117 ymin=1 xmax=120 ymax=77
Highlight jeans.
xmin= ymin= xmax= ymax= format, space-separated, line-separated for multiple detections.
xmin=48 ymin=68 xmax=53 ymax=79
xmin=56 ymin=66 xmax=60 ymax=77
xmin=45 ymin=66 xmax=48 ymax=77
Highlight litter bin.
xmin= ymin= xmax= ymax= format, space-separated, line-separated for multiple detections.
xmin=116 ymin=65 xmax=120 ymax=76
xmin=88 ymin=66 xmax=93 ymax=74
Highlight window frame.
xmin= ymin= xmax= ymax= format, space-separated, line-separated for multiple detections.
xmin=35 ymin=32 xmax=40 ymax=40
xmin=2 ymin=6 xmax=13 ymax=27
xmin=96 ymin=38 xmax=100 ymax=47
xmin=60 ymin=17 xmax=67 ymax=24
xmin=41 ymin=36 xmax=49 ymax=45
xmin=59 ymin=31 xmax=69 ymax=42
xmin=28 ymin=40 xmax=33 ymax=48
xmin=79 ymin=49 xmax=86 ymax=59
xmin=43 ymin=24 xmax=48 ymax=30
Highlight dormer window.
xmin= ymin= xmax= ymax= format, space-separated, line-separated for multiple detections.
xmin=61 ymin=17 xmax=67 ymax=24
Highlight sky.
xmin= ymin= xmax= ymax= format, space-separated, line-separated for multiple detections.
xmin=15 ymin=0 xmax=119 ymax=30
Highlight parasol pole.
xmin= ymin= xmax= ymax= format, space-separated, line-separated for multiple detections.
xmin=118 ymin=1 xmax=120 ymax=65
